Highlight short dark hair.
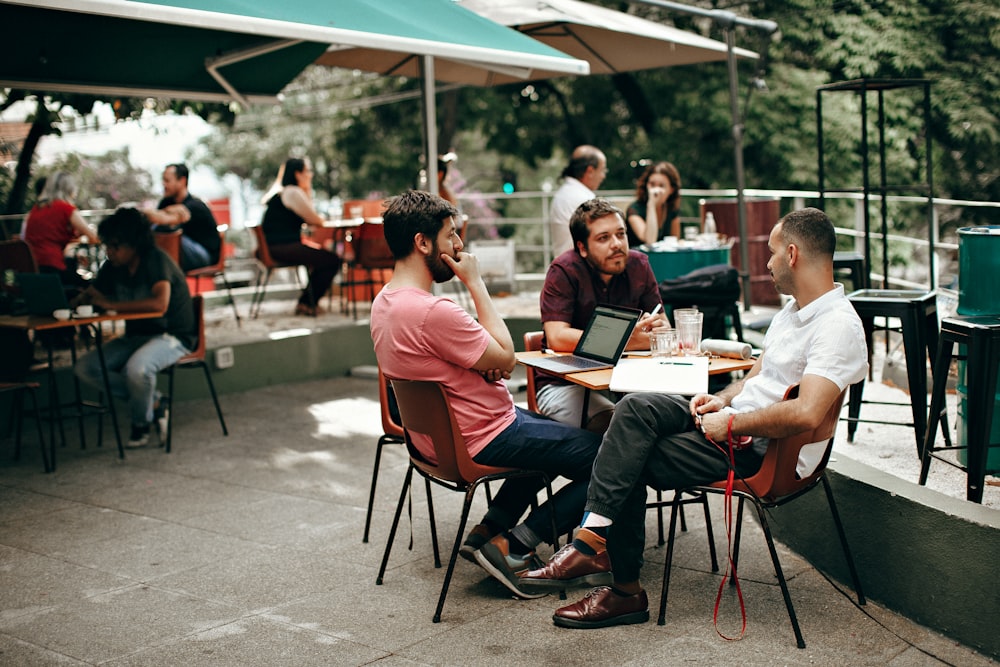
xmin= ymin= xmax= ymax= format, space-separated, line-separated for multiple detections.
xmin=381 ymin=190 xmax=459 ymax=260
xmin=281 ymin=158 xmax=307 ymax=186
xmin=99 ymin=207 xmax=154 ymax=255
xmin=167 ymin=163 xmax=189 ymax=183
xmin=569 ymin=198 xmax=626 ymax=249
xmin=778 ymin=207 xmax=836 ymax=258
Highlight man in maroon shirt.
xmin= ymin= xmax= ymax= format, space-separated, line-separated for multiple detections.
xmin=537 ymin=198 xmax=669 ymax=432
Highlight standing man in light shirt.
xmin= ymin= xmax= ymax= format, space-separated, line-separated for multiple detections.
xmin=549 ymin=145 xmax=607 ymax=256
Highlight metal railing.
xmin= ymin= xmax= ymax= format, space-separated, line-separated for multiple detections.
xmin=457 ymin=187 xmax=1000 ymax=293
xmin=5 ymin=189 xmax=996 ymax=294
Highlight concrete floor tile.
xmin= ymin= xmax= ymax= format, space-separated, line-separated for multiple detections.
xmin=0 ymin=544 xmax=132 ymax=620
xmin=101 ymin=614 xmax=388 ymax=667
xmin=0 ymin=634 xmax=89 ymax=665
xmin=0 ymin=583 xmax=240 ymax=664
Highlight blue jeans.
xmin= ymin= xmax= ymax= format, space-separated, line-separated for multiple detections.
xmin=75 ymin=334 xmax=190 ymax=427
xmin=473 ymin=407 xmax=601 ymax=547
xmin=180 ymin=235 xmax=212 ymax=271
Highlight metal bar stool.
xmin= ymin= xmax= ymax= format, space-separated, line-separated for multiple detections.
xmin=833 ymin=251 xmax=868 ymax=292
xmin=920 ymin=315 xmax=1000 ymax=503
xmin=846 ymin=289 xmax=938 ymax=456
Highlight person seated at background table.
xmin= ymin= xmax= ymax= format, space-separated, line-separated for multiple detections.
xmin=261 ymin=157 xmax=341 ymax=317
xmin=144 ymin=163 xmax=221 ymax=271
xmin=371 ymin=189 xmax=601 ymax=599
xmin=625 ymin=161 xmax=683 ymax=247
xmin=73 ymin=207 xmax=195 ymax=448
xmin=519 ymin=207 xmax=868 ymax=629
xmin=21 ymin=171 xmax=99 ymax=289
xmin=538 ymin=198 xmax=668 ymax=433
xmin=550 ymin=145 xmax=608 ymax=256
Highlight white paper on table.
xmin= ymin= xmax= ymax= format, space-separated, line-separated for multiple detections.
xmin=609 ymin=357 xmax=709 ymax=395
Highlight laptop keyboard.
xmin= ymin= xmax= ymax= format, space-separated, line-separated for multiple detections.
xmin=552 ymin=355 xmax=610 ymax=370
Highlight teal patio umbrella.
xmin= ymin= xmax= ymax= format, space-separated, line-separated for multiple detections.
xmin=1 ymin=0 xmax=590 ymax=190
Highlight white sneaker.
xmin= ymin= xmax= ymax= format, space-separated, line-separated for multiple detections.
xmin=156 ymin=408 xmax=169 ymax=444
xmin=127 ymin=425 xmax=150 ymax=448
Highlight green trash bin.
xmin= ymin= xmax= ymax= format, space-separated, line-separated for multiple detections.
xmin=956 ymin=226 xmax=1000 ymax=472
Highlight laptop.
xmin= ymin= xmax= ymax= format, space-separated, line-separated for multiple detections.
xmin=16 ymin=273 xmax=72 ymax=315
xmin=527 ymin=304 xmax=641 ymax=374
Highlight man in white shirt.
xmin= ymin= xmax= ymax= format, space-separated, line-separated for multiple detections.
xmin=549 ymin=145 xmax=607 ymax=256
xmin=519 ymin=207 xmax=869 ymax=629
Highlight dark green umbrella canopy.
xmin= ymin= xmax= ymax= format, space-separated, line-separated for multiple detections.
xmin=1 ymin=0 xmax=589 ymax=103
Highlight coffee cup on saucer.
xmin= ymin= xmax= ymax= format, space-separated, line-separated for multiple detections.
xmin=75 ymin=305 xmax=94 ymax=318
xmin=53 ymin=309 xmax=71 ymax=321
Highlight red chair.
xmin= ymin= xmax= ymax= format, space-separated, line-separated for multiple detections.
xmin=186 ymin=225 xmax=241 ymax=326
xmin=362 ymin=367 xmax=436 ymax=545
xmin=153 ymin=229 xmax=182 ymax=266
xmin=1 ymin=381 xmax=50 ymax=472
xmin=341 ymin=221 xmax=393 ymax=319
xmin=161 ymin=296 xmax=228 ymax=453
xmin=657 ymin=385 xmax=864 ymax=649
xmin=377 ymin=378 xmax=559 ymax=623
xmin=248 ymin=225 xmax=310 ymax=319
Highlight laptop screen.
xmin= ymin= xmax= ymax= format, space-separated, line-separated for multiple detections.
xmin=16 ymin=273 xmax=71 ymax=315
xmin=575 ymin=304 xmax=641 ymax=363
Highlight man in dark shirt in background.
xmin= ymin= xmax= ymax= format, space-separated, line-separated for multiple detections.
xmin=144 ymin=163 xmax=220 ymax=270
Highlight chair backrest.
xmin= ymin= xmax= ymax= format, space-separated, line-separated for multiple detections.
xmin=355 ymin=222 xmax=395 ymax=270
xmin=378 ymin=367 xmax=404 ymax=439
xmin=0 ymin=239 xmax=38 ymax=298
xmin=0 ymin=239 xmax=38 ymax=274
xmin=188 ymin=226 xmax=228 ymax=277
xmin=523 ymin=330 xmax=544 ymax=413
xmin=153 ymin=229 xmax=182 ymax=266
xmin=342 ymin=199 xmax=386 ymax=220
xmin=727 ymin=385 xmax=847 ymax=501
xmin=390 ymin=378 xmax=516 ymax=484
xmin=250 ymin=225 xmax=278 ymax=268
xmin=179 ymin=295 xmax=206 ymax=363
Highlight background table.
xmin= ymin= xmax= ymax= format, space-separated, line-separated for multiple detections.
xmin=0 ymin=310 xmax=161 ymax=468
xmin=639 ymin=246 xmax=731 ymax=282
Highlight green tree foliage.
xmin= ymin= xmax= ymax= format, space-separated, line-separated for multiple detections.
xmin=43 ymin=148 xmax=153 ymax=210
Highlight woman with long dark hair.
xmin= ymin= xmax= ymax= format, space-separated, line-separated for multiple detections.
xmin=260 ymin=158 xmax=341 ymax=317
xmin=625 ymin=161 xmax=682 ymax=247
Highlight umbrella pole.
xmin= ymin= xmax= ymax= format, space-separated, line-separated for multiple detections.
xmin=724 ymin=27 xmax=752 ymax=311
xmin=420 ymin=55 xmax=440 ymax=198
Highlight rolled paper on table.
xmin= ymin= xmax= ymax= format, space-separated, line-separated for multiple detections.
xmin=700 ymin=338 xmax=752 ymax=360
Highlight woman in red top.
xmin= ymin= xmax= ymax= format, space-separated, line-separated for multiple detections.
xmin=22 ymin=172 xmax=98 ymax=286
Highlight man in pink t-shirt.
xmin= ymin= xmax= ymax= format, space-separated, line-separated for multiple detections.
xmin=371 ymin=190 xmax=601 ymax=600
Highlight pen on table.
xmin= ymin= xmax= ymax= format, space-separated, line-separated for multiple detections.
xmin=659 ymin=360 xmax=693 ymax=365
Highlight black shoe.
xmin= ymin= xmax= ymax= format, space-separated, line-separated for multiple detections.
xmin=127 ymin=424 xmax=151 ymax=448
xmin=459 ymin=523 xmax=496 ymax=564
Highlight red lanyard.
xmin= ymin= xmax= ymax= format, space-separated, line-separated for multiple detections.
xmin=705 ymin=413 xmax=749 ymax=641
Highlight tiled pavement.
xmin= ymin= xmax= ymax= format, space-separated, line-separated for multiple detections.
xmin=0 ymin=374 xmax=994 ymax=666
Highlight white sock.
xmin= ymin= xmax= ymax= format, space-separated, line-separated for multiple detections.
xmin=581 ymin=511 xmax=612 ymax=529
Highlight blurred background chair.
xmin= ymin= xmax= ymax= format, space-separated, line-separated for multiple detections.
xmin=1 ymin=380 xmax=50 ymax=472
xmin=153 ymin=229 xmax=182 ymax=266
xmin=160 ymin=295 xmax=228 ymax=453
xmin=248 ymin=224 xmax=309 ymax=319
xmin=186 ymin=225 xmax=241 ymax=326
xmin=342 ymin=221 xmax=394 ymax=319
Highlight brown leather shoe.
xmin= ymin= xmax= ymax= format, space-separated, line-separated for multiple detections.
xmin=553 ymin=586 xmax=650 ymax=629
xmin=517 ymin=544 xmax=612 ymax=591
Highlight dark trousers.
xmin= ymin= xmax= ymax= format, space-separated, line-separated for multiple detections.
xmin=473 ymin=407 xmax=601 ymax=544
xmin=586 ymin=393 xmax=765 ymax=583
xmin=268 ymin=242 xmax=341 ymax=308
